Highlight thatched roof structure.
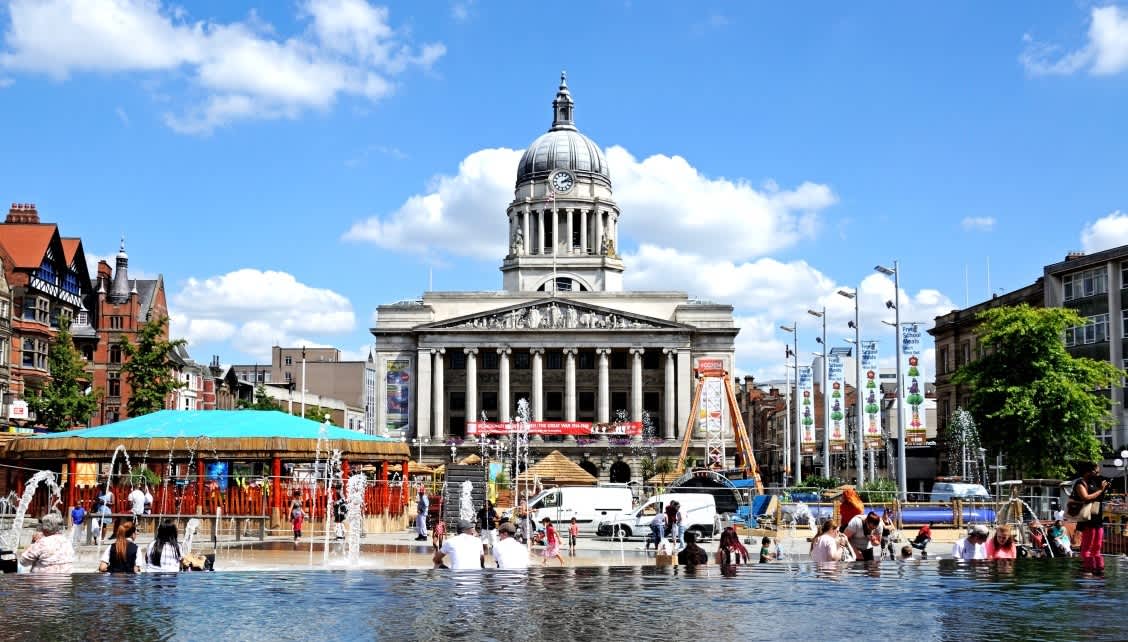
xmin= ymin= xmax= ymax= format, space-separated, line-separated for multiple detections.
xmin=516 ymin=450 xmax=598 ymax=486
xmin=4 ymin=410 xmax=410 ymax=462
xmin=646 ymin=471 xmax=681 ymax=485
xmin=458 ymin=453 xmax=482 ymax=465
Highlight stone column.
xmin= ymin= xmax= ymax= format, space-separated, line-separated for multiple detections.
xmin=465 ymin=348 xmax=478 ymax=426
xmin=580 ymin=209 xmax=588 ymax=254
xmin=630 ymin=348 xmax=644 ymax=423
xmin=676 ymin=350 xmax=691 ymax=439
xmin=498 ymin=347 xmax=511 ymax=422
xmin=522 ymin=209 xmax=531 ymax=255
xmin=537 ymin=210 xmax=545 ymax=255
xmin=416 ymin=348 xmax=432 ymax=440
xmin=663 ymin=348 xmax=676 ymax=440
xmin=564 ymin=348 xmax=578 ymax=423
xmin=565 ymin=209 xmax=574 ymax=254
xmin=432 ymin=348 xmax=445 ymax=440
xmin=594 ymin=211 xmax=604 ymax=255
xmin=531 ymin=348 xmax=545 ymax=422
xmin=597 ymin=348 xmax=611 ymax=424
xmin=552 ymin=208 xmax=559 ymax=255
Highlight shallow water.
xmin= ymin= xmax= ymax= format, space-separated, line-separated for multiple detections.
xmin=1 ymin=558 xmax=1125 ymax=641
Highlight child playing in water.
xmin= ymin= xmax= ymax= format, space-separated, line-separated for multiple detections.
xmin=432 ymin=518 xmax=446 ymax=549
xmin=291 ymin=503 xmax=305 ymax=544
xmin=568 ymin=517 xmax=579 ymax=556
xmin=759 ymin=537 xmax=772 ymax=563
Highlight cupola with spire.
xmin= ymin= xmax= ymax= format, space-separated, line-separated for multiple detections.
xmin=110 ymin=235 xmax=131 ymax=303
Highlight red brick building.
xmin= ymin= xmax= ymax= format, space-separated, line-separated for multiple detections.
xmin=87 ymin=239 xmax=168 ymax=425
xmin=0 ymin=203 xmax=170 ymax=428
xmin=0 ymin=204 xmax=94 ymax=409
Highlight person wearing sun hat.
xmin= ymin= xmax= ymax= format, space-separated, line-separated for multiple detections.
xmin=952 ymin=524 xmax=989 ymax=560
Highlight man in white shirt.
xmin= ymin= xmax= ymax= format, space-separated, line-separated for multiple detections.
xmin=492 ymin=522 xmax=529 ymax=569
xmin=128 ymin=487 xmax=147 ymax=520
xmin=951 ymin=524 xmax=989 ymax=560
xmin=433 ymin=520 xmax=484 ymax=570
xmin=843 ymin=512 xmax=884 ymax=561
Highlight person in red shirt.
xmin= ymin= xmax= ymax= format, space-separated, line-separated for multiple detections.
xmin=910 ymin=521 xmax=933 ymax=557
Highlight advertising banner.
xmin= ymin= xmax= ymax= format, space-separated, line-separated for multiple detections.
xmin=901 ymin=324 xmax=927 ymax=445
xmin=798 ymin=366 xmax=816 ymax=454
xmin=828 ymin=356 xmax=846 ymax=453
xmin=466 ymin=421 xmax=643 ymax=437
xmin=860 ymin=340 xmax=883 ymax=447
xmin=385 ymin=360 xmax=411 ymax=434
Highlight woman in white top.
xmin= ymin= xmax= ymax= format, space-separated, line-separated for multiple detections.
xmin=810 ymin=519 xmax=847 ymax=563
xmin=145 ymin=521 xmax=183 ymax=572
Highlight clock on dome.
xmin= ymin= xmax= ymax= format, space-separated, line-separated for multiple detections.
xmin=551 ymin=171 xmax=574 ymax=193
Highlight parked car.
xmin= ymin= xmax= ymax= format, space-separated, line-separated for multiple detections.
xmin=930 ymin=482 xmax=991 ymax=503
xmin=596 ymin=493 xmax=718 ymax=541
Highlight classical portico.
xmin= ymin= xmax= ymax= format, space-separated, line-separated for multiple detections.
xmin=371 ymin=74 xmax=739 ymax=476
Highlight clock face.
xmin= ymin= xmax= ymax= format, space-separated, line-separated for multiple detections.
xmin=552 ymin=171 xmax=574 ymax=192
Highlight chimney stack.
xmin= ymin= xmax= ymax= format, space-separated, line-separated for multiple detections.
xmin=1065 ymin=251 xmax=1085 ymax=261
xmin=5 ymin=203 xmax=40 ymax=224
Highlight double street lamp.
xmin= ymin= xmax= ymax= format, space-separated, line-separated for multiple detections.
xmin=807 ymin=307 xmax=829 ymax=478
xmin=875 ymin=261 xmax=906 ymax=501
xmin=780 ymin=323 xmax=799 ymax=487
xmin=1114 ymin=449 xmax=1128 ymax=495
xmin=838 ymin=288 xmax=865 ymax=486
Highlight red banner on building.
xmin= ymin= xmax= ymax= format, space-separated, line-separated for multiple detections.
xmin=466 ymin=421 xmax=643 ymax=436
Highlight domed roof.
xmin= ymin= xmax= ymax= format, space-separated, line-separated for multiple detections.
xmin=517 ymin=129 xmax=610 ymax=186
xmin=516 ymin=73 xmax=611 ymax=188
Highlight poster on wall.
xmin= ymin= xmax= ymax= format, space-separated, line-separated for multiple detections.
xmin=828 ymin=356 xmax=846 ymax=453
xmin=860 ymin=340 xmax=883 ymax=447
xmin=206 ymin=461 xmax=229 ymax=492
xmin=798 ymin=366 xmax=816 ymax=454
xmin=901 ymin=324 xmax=927 ymax=445
xmin=386 ymin=360 xmax=411 ymax=435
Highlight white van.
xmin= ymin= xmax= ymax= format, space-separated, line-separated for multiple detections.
xmin=521 ymin=485 xmax=634 ymax=534
xmin=596 ymin=493 xmax=718 ymax=541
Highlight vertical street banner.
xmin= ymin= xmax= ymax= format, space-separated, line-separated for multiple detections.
xmin=828 ymin=356 xmax=846 ymax=452
xmin=901 ymin=324 xmax=927 ymax=445
xmin=798 ymin=366 xmax=816 ymax=454
xmin=860 ymin=340 xmax=883 ymax=447
xmin=386 ymin=360 xmax=411 ymax=434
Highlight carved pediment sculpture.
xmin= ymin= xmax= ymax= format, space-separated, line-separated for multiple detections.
xmin=427 ymin=300 xmax=681 ymax=331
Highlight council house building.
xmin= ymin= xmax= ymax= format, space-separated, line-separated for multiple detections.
xmin=371 ymin=75 xmax=740 ymax=476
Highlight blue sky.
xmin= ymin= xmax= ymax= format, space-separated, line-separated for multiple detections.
xmin=2 ymin=1 xmax=1127 ymax=379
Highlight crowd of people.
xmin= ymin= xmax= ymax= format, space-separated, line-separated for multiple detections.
xmin=17 ymin=514 xmax=203 ymax=575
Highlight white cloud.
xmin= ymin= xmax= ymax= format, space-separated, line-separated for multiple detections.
xmin=960 ymin=216 xmax=995 ymax=232
xmin=169 ymin=269 xmax=356 ymax=359
xmin=115 ymin=107 xmax=130 ymax=126
xmin=0 ymin=0 xmax=444 ymax=133
xmin=342 ymin=147 xmax=522 ymax=259
xmin=450 ymin=1 xmax=475 ymax=21
xmin=343 ymin=145 xmax=836 ymax=263
xmin=1081 ymin=210 xmax=1128 ymax=253
xmin=1021 ymin=6 xmax=1128 ymax=76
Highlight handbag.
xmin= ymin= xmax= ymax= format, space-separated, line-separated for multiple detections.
xmin=1076 ymin=501 xmax=1098 ymax=522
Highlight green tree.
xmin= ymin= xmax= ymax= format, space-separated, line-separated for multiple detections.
xmin=952 ymin=305 xmax=1122 ymax=478
xmin=120 ymin=316 xmax=186 ymax=417
xmin=238 ymin=384 xmax=282 ymax=411
xmin=303 ymin=405 xmax=332 ymax=421
xmin=27 ymin=318 xmax=99 ymax=431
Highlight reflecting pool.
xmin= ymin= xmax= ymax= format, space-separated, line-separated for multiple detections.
xmin=1 ymin=558 xmax=1125 ymax=641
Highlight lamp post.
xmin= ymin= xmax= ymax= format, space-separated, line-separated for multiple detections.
xmin=839 ymin=288 xmax=865 ymax=486
xmin=875 ymin=261 xmax=906 ymax=500
xmin=807 ymin=307 xmax=829 ymax=478
xmin=781 ymin=323 xmax=801 ymax=486
xmin=413 ymin=437 xmax=429 ymax=462
xmin=1115 ymin=449 xmax=1128 ymax=495
xmin=300 ymin=346 xmax=307 ymax=419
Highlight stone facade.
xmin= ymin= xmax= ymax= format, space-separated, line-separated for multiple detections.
xmin=371 ymin=76 xmax=739 ymax=476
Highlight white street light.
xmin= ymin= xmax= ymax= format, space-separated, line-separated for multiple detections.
xmin=839 ymin=287 xmax=864 ymax=486
xmin=875 ymin=261 xmax=906 ymax=500
xmin=808 ymin=307 xmax=829 ymax=478
xmin=1118 ymin=449 xmax=1128 ymax=495
xmin=780 ymin=323 xmax=799 ymax=486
